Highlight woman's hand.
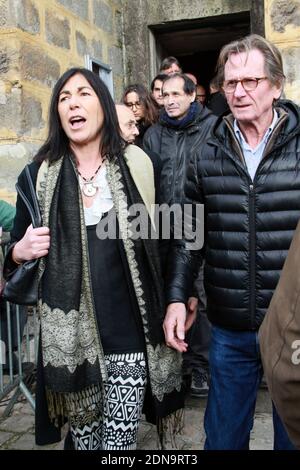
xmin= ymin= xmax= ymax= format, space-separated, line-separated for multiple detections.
xmin=12 ymin=224 xmax=50 ymax=263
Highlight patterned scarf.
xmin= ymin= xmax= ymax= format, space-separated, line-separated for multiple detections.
xmin=36 ymin=153 xmax=183 ymax=437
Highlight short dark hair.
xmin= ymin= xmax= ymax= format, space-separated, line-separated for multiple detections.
xmin=216 ymin=34 xmax=285 ymax=90
xmin=162 ymin=73 xmax=196 ymax=95
xmin=35 ymin=67 xmax=122 ymax=163
xmin=150 ymin=73 xmax=168 ymax=92
xmin=159 ymin=56 xmax=182 ymax=72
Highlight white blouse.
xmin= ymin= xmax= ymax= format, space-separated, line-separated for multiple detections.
xmin=79 ymin=165 xmax=114 ymax=226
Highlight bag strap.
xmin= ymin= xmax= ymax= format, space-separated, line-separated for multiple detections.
xmin=15 ymin=165 xmax=42 ymax=228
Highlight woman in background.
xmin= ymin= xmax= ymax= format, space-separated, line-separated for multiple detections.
xmin=122 ymin=83 xmax=159 ymax=147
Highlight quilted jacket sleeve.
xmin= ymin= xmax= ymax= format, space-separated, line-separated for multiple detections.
xmin=165 ymin=151 xmax=204 ymax=304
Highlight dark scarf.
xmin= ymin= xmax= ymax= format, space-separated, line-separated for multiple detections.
xmin=160 ymin=101 xmax=198 ymax=129
xmin=36 ymin=154 xmax=183 ymax=439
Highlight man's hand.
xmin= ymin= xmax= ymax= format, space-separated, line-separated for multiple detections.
xmin=186 ymin=296 xmax=198 ymax=332
xmin=163 ymin=302 xmax=188 ymax=352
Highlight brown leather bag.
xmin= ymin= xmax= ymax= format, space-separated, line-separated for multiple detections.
xmin=259 ymin=219 xmax=300 ymax=449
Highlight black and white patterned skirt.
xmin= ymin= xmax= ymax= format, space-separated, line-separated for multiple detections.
xmin=69 ymin=351 xmax=147 ymax=450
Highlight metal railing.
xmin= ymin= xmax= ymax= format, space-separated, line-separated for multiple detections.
xmin=0 ymin=303 xmax=39 ymax=417
xmin=1 ymin=239 xmax=38 ymax=417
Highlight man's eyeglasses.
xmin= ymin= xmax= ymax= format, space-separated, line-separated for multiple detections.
xmin=223 ymin=77 xmax=268 ymax=93
xmin=125 ymin=102 xmax=142 ymax=109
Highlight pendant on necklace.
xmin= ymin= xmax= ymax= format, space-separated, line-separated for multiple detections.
xmin=82 ymin=182 xmax=98 ymax=197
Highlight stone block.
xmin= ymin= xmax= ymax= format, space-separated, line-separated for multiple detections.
xmin=112 ymin=75 xmax=123 ymax=101
xmin=46 ymin=10 xmax=70 ymax=50
xmin=8 ymin=433 xmax=37 ymax=450
xmin=91 ymin=39 xmax=103 ymax=60
xmin=20 ymin=44 xmax=60 ymax=88
xmin=115 ymin=10 xmax=122 ymax=40
xmin=0 ymin=87 xmax=21 ymax=133
xmin=250 ymin=413 xmax=273 ymax=450
xmin=111 ymin=0 xmax=123 ymax=9
xmin=282 ymin=46 xmax=300 ymax=84
xmin=57 ymin=0 xmax=89 ymax=21
xmin=255 ymin=388 xmax=272 ymax=414
xmin=271 ymin=0 xmax=300 ymax=33
xmin=0 ymin=431 xmax=14 ymax=447
xmin=0 ymin=413 xmax=34 ymax=433
xmin=76 ymin=30 xmax=87 ymax=58
xmin=13 ymin=402 xmax=34 ymax=416
xmin=10 ymin=0 xmax=40 ymax=35
xmin=21 ymin=94 xmax=45 ymax=135
xmin=109 ymin=45 xmax=123 ymax=75
xmin=93 ymin=0 xmax=113 ymax=34
xmin=0 ymin=0 xmax=8 ymax=27
xmin=0 ymin=143 xmax=39 ymax=196
xmin=0 ymin=51 xmax=10 ymax=75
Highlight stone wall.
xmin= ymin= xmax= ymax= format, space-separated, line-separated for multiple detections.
xmin=1 ymin=0 xmax=300 ymax=204
xmin=122 ymin=0 xmax=251 ymax=87
xmin=265 ymin=0 xmax=300 ymax=104
xmin=122 ymin=0 xmax=299 ymax=103
xmin=0 ymin=0 xmax=122 ymax=203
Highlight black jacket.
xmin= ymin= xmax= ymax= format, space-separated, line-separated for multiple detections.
xmin=166 ymin=100 xmax=300 ymax=331
xmin=207 ymin=91 xmax=230 ymax=117
xmin=143 ymin=103 xmax=216 ymax=205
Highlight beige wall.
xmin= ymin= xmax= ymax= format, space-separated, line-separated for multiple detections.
xmin=265 ymin=0 xmax=300 ymax=104
xmin=0 ymin=0 xmax=122 ymax=202
xmin=1 ymin=0 xmax=300 ymax=204
xmin=122 ymin=0 xmax=251 ymax=87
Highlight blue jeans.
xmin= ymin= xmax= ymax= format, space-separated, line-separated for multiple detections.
xmin=204 ymin=326 xmax=296 ymax=450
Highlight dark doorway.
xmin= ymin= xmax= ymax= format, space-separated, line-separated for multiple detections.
xmin=150 ymin=11 xmax=251 ymax=93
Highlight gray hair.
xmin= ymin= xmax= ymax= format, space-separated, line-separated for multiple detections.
xmin=216 ymin=34 xmax=285 ymax=90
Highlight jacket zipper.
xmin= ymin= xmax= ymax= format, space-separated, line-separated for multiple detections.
xmin=249 ymin=183 xmax=256 ymax=329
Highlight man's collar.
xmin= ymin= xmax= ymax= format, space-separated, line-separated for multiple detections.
xmin=234 ymin=109 xmax=279 ymax=146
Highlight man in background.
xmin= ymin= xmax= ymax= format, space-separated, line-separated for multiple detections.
xmin=196 ymin=84 xmax=207 ymax=106
xmin=116 ymin=103 xmax=162 ymax=202
xmin=144 ymin=73 xmax=216 ymax=397
xmin=116 ymin=103 xmax=139 ymax=144
xmin=150 ymin=73 xmax=167 ymax=108
xmin=159 ymin=56 xmax=182 ymax=75
xmin=206 ymin=76 xmax=229 ymax=116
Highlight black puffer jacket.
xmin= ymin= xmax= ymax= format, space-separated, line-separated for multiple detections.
xmin=166 ymin=100 xmax=300 ymax=331
xmin=143 ymin=103 xmax=216 ymax=204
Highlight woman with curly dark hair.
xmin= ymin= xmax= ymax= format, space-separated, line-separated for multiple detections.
xmin=122 ymin=83 xmax=159 ymax=147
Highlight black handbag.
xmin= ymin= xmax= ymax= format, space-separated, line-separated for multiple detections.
xmin=3 ymin=165 xmax=42 ymax=305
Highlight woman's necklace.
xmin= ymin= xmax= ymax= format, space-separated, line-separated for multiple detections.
xmin=77 ymin=160 xmax=104 ymax=197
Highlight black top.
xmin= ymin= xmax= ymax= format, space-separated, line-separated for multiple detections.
xmin=207 ymin=91 xmax=230 ymax=117
xmin=143 ymin=103 xmax=216 ymax=205
xmin=86 ymin=217 xmax=144 ymax=354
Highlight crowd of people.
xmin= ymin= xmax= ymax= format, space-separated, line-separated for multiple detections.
xmin=1 ymin=33 xmax=300 ymax=451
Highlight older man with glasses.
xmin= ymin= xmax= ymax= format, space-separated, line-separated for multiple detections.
xmin=164 ymin=34 xmax=300 ymax=450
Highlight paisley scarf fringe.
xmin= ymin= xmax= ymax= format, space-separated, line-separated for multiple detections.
xmin=46 ymin=384 xmax=102 ymax=429
xmin=157 ymin=408 xmax=185 ymax=450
